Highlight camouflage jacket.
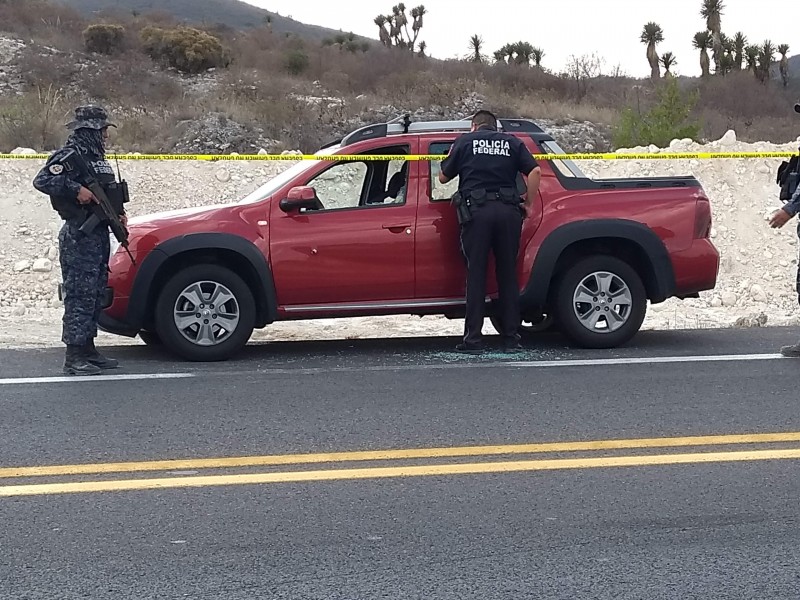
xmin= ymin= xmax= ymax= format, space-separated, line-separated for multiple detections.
xmin=32 ymin=147 xmax=88 ymax=199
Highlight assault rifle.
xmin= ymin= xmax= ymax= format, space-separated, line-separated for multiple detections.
xmin=60 ymin=149 xmax=135 ymax=265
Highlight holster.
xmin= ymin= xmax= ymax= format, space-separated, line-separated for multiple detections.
xmin=452 ymin=191 xmax=473 ymax=225
xmin=104 ymin=181 xmax=129 ymax=215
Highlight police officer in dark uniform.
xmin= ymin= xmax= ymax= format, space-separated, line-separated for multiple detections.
xmin=439 ymin=110 xmax=541 ymax=354
xmin=33 ymin=105 xmax=125 ymax=375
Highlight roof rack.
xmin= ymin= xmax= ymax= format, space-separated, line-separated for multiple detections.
xmin=339 ymin=115 xmax=548 ymax=147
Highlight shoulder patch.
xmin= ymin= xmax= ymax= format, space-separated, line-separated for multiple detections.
xmin=48 ymin=164 xmax=64 ymax=175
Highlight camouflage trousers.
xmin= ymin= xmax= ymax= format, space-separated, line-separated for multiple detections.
xmin=58 ymin=221 xmax=110 ymax=346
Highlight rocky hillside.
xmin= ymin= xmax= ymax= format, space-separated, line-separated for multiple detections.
xmin=55 ymin=0 xmax=371 ymax=41
xmin=1 ymin=0 xmax=799 ymax=157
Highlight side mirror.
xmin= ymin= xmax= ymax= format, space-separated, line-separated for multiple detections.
xmin=279 ymin=186 xmax=323 ymax=212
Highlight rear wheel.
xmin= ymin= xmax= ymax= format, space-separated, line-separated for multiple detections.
xmin=154 ymin=264 xmax=256 ymax=361
xmin=553 ymin=255 xmax=646 ymax=349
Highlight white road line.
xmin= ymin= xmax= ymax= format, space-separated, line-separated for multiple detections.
xmin=225 ymin=352 xmax=787 ymax=377
xmin=0 ymin=373 xmax=194 ymax=386
xmin=513 ymin=353 xmax=784 ymax=368
xmin=0 ymin=353 xmax=788 ymax=385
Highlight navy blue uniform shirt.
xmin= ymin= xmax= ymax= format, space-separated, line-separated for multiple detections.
xmin=440 ymin=129 xmax=538 ymax=195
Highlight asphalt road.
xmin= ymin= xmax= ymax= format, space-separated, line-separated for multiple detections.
xmin=2 ymin=326 xmax=800 ymax=599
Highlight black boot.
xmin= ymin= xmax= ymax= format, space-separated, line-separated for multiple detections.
xmin=83 ymin=339 xmax=119 ymax=369
xmin=63 ymin=344 xmax=101 ymax=376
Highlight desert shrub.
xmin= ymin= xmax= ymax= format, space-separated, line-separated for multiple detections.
xmin=83 ymin=23 xmax=125 ymax=54
xmin=0 ymin=0 xmax=83 ymax=36
xmin=16 ymin=48 xmax=81 ymax=89
xmin=77 ymin=55 xmax=182 ymax=104
xmin=612 ymin=78 xmax=701 ymax=148
xmin=0 ymin=85 xmax=69 ymax=152
xmin=284 ymin=49 xmax=310 ymax=75
xmin=141 ymin=25 xmax=231 ymax=74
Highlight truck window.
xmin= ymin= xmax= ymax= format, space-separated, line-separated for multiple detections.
xmin=539 ymin=140 xmax=587 ymax=179
xmin=428 ymin=142 xmax=457 ymax=202
xmin=303 ymin=145 xmax=410 ymax=211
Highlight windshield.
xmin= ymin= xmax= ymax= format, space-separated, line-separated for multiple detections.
xmin=539 ymin=140 xmax=588 ymax=178
xmin=237 ymin=145 xmax=341 ymax=205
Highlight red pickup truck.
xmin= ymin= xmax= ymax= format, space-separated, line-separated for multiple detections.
xmin=98 ymin=117 xmax=719 ymax=361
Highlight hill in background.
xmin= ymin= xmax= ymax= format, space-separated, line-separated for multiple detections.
xmin=54 ymin=0 xmax=372 ymax=42
xmin=1 ymin=0 xmax=799 ymax=155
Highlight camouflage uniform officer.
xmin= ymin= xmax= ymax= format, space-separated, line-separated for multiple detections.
xmin=33 ymin=105 xmax=125 ymax=375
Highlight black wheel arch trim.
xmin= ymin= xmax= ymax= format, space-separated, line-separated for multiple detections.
xmin=520 ymin=219 xmax=676 ymax=309
xmin=124 ymin=233 xmax=277 ymax=331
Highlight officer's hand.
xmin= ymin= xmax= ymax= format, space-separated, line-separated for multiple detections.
xmin=121 ymin=214 xmax=128 ymax=228
xmin=77 ymin=186 xmax=98 ymax=205
xmin=769 ymin=209 xmax=792 ymax=229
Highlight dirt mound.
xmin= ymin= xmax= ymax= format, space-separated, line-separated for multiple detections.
xmin=1 ymin=130 xmax=799 ymax=348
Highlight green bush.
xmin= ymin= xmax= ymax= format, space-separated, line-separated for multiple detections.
xmin=83 ymin=24 xmax=125 ymax=55
xmin=612 ymin=79 xmax=701 ymax=149
xmin=141 ymin=26 xmax=231 ymax=74
xmin=284 ymin=49 xmax=309 ymax=75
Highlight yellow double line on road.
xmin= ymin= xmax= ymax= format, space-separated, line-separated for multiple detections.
xmin=3 ymin=432 xmax=800 ymax=497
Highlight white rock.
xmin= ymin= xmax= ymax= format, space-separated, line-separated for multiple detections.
xmin=46 ymin=246 xmax=58 ymax=261
xmin=721 ymin=291 xmax=738 ymax=306
xmin=710 ymin=296 xmax=723 ymax=307
xmin=32 ymin=258 xmax=52 ymax=273
xmin=750 ymin=284 xmax=768 ymax=302
xmin=11 ymin=305 xmax=26 ymax=316
xmin=719 ymin=130 xmax=737 ymax=146
xmin=10 ymin=147 xmax=37 ymax=155
xmin=215 ymin=168 xmax=231 ymax=182
xmin=13 ymin=260 xmax=30 ymax=272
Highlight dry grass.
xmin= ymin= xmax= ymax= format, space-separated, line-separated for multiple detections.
xmin=3 ymin=0 xmax=799 ymax=152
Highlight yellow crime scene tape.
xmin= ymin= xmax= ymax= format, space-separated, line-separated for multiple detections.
xmin=0 ymin=151 xmax=797 ymax=161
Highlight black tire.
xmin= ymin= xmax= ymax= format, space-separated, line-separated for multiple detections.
xmin=553 ymin=255 xmax=647 ymax=349
xmin=154 ymin=264 xmax=256 ymax=361
xmin=138 ymin=330 xmax=162 ymax=346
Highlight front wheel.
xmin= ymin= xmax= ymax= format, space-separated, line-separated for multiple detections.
xmin=154 ymin=264 xmax=256 ymax=361
xmin=553 ymin=255 xmax=647 ymax=349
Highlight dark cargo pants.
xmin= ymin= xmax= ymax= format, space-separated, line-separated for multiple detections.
xmin=459 ymin=200 xmax=524 ymax=346
xmin=58 ymin=221 xmax=110 ymax=346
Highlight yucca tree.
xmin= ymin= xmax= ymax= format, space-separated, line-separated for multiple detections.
xmin=531 ymin=47 xmax=544 ymax=69
xmin=408 ymin=4 xmax=425 ymax=50
xmin=513 ymin=41 xmax=534 ymax=66
xmin=693 ymin=30 xmax=712 ymax=77
xmin=779 ymin=44 xmax=790 ymax=87
xmin=493 ymin=43 xmax=514 ymax=64
xmin=468 ymin=34 xmax=483 ymax=62
xmin=640 ymin=22 xmax=664 ymax=80
xmin=758 ymin=40 xmax=775 ymax=83
xmin=744 ymin=44 xmax=760 ymax=78
xmin=660 ymin=52 xmax=677 ymax=77
xmin=700 ymin=0 xmax=725 ymax=73
xmin=732 ymin=32 xmax=747 ymax=70
xmin=374 ymin=15 xmax=391 ymax=47
xmin=718 ymin=33 xmax=735 ymax=75
xmin=376 ymin=4 xmax=425 ymax=52
xmin=417 ymin=40 xmax=426 ymax=57
xmin=411 ymin=5 xmax=425 ymax=32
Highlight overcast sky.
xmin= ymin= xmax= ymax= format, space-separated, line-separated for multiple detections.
xmin=241 ymin=0 xmax=796 ymax=78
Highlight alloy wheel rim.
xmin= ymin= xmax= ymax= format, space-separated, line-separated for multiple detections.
xmin=572 ymin=271 xmax=632 ymax=333
xmin=173 ymin=281 xmax=240 ymax=346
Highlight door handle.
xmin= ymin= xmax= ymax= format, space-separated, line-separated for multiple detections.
xmin=382 ymin=223 xmax=412 ymax=231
